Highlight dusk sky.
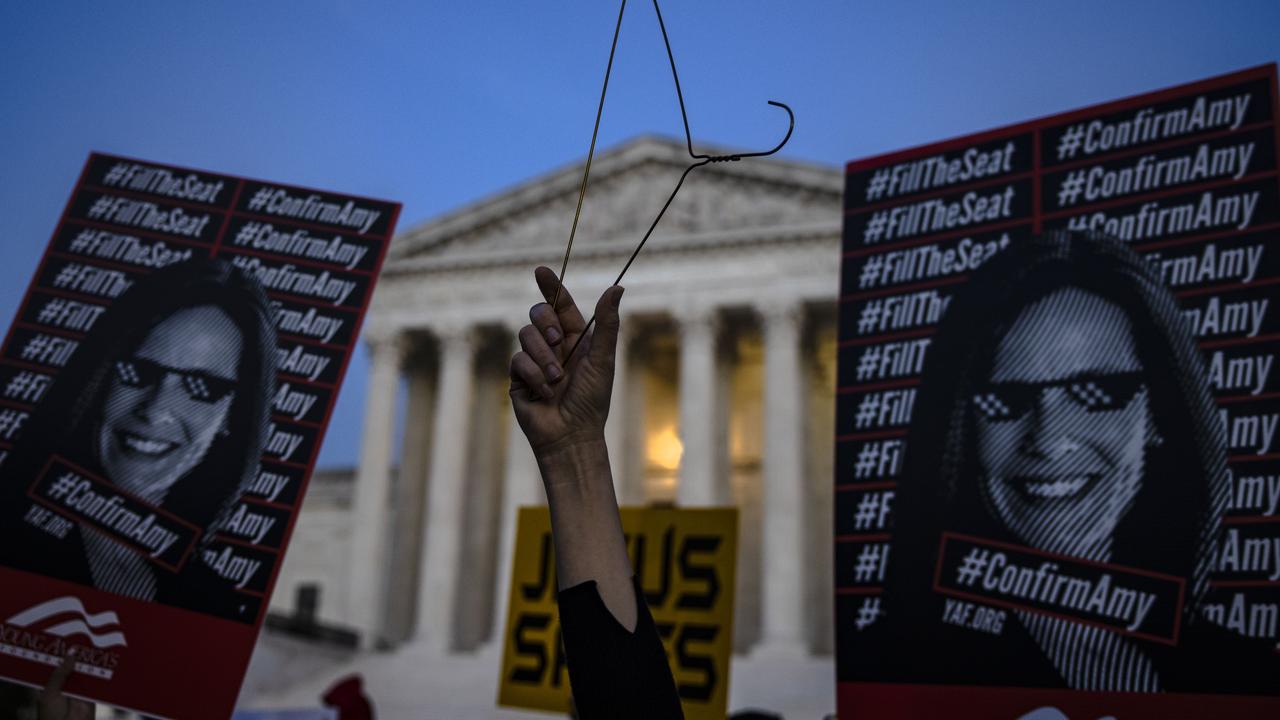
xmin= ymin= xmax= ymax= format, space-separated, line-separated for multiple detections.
xmin=2 ymin=1 xmax=1277 ymax=468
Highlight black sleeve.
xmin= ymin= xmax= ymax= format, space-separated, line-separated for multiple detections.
xmin=557 ymin=577 xmax=684 ymax=719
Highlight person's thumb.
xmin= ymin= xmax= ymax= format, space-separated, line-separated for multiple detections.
xmin=588 ymin=285 xmax=624 ymax=368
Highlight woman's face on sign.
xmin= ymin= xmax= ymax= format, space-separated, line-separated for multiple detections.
xmin=97 ymin=305 xmax=242 ymax=505
xmin=974 ymin=287 xmax=1152 ymax=559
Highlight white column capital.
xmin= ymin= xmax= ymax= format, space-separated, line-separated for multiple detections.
xmin=432 ymin=321 xmax=479 ymax=350
xmin=363 ymin=326 xmax=408 ymax=359
xmin=756 ymin=299 xmax=805 ymax=329
xmin=673 ymin=302 xmax=720 ymax=337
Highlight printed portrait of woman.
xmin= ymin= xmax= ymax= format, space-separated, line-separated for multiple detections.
xmin=1 ymin=257 xmax=276 ymax=621
xmin=852 ymin=229 xmax=1277 ymax=694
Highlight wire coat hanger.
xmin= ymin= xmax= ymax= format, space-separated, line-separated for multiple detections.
xmin=551 ymin=0 xmax=795 ymax=360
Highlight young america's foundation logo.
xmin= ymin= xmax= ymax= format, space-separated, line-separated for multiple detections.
xmin=0 ymin=596 xmax=124 ymax=678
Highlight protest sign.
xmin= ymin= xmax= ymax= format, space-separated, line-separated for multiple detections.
xmin=837 ymin=64 xmax=1280 ymax=718
xmin=498 ymin=506 xmax=737 ymax=720
xmin=0 ymin=152 xmax=399 ymax=719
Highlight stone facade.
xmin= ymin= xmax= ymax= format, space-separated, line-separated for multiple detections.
xmin=247 ymin=136 xmax=843 ymax=715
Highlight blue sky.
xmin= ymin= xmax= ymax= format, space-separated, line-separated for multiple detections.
xmin=2 ymin=1 xmax=1277 ymax=468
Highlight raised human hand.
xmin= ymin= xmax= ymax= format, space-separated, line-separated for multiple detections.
xmin=509 ymin=266 xmax=624 ymax=459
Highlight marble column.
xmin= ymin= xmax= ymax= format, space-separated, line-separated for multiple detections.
xmin=623 ymin=328 xmax=650 ymax=505
xmin=488 ymin=327 xmax=545 ymax=648
xmin=605 ymin=321 xmax=636 ymax=504
xmin=383 ymin=354 xmax=435 ymax=644
xmin=758 ymin=301 xmax=807 ymax=653
xmin=347 ymin=329 xmax=404 ymax=648
xmin=676 ymin=305 xmax=721 ymax=507
xmin=415 ymin=324 xmax=476 ymax=653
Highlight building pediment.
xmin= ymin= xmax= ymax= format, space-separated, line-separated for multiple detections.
xmin=389 ymin=136 xmax=842 ymax=265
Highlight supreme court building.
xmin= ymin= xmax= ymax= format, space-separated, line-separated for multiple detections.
xmin=244 ymin=136 xmax=843 ymax=715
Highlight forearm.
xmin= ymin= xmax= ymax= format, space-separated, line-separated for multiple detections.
xmin=536 ymin=435 xmax=637 ymax=631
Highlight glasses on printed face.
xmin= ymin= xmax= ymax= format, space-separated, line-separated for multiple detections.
xmin=113 ymin=357 xmax=237 ymax=404
xmin=972 ymin=371 xmax=1145 ymax=421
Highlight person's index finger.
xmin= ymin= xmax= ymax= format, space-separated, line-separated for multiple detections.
xmin=534 ymin=266 xmax=586 ymax=334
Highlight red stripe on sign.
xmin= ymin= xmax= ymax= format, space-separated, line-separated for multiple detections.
xmin=838 ymin=681 xmax=1280 ymax=719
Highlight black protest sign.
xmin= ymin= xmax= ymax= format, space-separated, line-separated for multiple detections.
xmin=837 ymin=65 xmax=1280 ymax=718
xmin=0 ymin=152 xmax=399 ymax=720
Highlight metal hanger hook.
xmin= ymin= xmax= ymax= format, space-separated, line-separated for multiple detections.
xmin=748 ymin=100 xmax=795 ymax=158
xmin=698 ymin=100 xmax=794 ymax=163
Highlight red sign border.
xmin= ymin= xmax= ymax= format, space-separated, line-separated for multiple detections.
xmin=837 ymin=62 xmax=1280 ymax=714
xmin=0 ymin=151 xmax=402 ymax=719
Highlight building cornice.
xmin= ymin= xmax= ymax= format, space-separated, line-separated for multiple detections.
xmin=389 ymin=136 xmax=841 ymax=261
xmin=380 ymin=220 xmax=840 ymax=276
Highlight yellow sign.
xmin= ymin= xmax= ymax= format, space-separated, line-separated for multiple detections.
xmin=497 ymin=506 xmax=738 ymax=719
